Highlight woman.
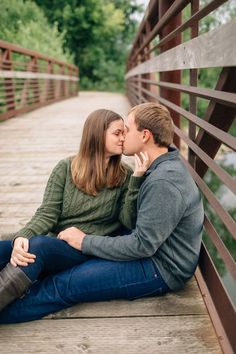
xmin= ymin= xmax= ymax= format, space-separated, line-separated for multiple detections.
xmin=0 ymin=109 xmax=148 ymax=311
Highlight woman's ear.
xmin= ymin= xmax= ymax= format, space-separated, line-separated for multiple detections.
xmin=142 ymin=129 xmax=151 ymax=143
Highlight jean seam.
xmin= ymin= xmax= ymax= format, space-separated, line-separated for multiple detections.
xmin=125 ymin=277 xmax=158 ymax=288
xmin=126 ymin=279 xmax=164 ymax=300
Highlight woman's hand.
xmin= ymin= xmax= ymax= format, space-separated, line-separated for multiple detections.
xmin=11 ymin=237 xmax=36 ymax=267
xmin=133 ymin=152 xmax=149 ymax=177
xmin=57 ymin=227 xmax=85 ymax=251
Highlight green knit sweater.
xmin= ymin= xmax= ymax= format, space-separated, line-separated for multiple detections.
xmin=16 ymin=158 xmax=144 ymax=239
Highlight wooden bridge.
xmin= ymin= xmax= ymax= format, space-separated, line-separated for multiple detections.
xmin=0 ymin=1 xmax=235 ymax=353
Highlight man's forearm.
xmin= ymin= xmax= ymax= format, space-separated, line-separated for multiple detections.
xmin=82 ymin=232 xmax=150 ymax=260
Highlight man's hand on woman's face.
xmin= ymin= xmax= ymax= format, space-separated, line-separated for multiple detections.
xmin=57 ymin=227 xmax=85 ymax=250
xmin=133 ymin=152 xmax=150 ymax=177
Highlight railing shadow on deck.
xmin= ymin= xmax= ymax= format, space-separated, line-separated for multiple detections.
xmin=125 ymin=1 xmax=236 ymax=353
xmin=0 ymin=40 xmax=79 ymax=122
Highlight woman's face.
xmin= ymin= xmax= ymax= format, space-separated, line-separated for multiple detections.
xmin=105 ymin=119 xmax=125 ymax=158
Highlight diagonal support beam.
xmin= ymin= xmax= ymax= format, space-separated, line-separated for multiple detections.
xmin=195 ymin=67 xmax=236 ymax=177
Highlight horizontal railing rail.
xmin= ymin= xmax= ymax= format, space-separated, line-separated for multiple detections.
xmin=126 ymin=1 xmax=236 ymax=353
xmin=0 ymin=40 xmax=79 ymax=121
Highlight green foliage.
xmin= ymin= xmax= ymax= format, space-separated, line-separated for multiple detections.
xmin=0 ymin=0 xmax=73 ymax=62
xmin=181 ymin=1 xmax=236 ymax=119
xmin=34 ymin=0 xmax=143 ymax=91
xmin=203 ymin=162 xmax=236 ymax=277
xmin=0 ymin=0 xmax=143 ymax=90
xmin=199 ymin=0 xmax=236 ymax=33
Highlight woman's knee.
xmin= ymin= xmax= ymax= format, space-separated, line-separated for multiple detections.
xmin=28 ymin=235 xmax=64 ymax=257
xmin=28 ymin=235 xmax=54 ymax=254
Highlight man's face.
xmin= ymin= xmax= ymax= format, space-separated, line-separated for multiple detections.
xmin=123 ymin=113 xmax=144 ymax=156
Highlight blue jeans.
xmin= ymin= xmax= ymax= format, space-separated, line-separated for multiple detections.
xmin=0 ymin=236 xmax=90 ymax=281
xmin=0 ymin=237 xmax=169 ymax=323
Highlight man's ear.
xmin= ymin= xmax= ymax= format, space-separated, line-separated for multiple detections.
xmin=142 ymin=129 xmax=151 ymax=143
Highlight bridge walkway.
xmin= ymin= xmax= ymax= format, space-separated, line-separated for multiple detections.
xmin=0 ymin=92 xmax=221 ymax=353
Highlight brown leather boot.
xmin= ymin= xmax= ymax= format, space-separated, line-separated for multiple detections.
xmin=0 ymin=263 xmax=32 ymax=311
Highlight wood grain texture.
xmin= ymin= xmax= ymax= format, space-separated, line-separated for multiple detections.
xmin=0 ymin=316 xmax=222 ymax=354
xmin=45 ymin=279 xmax=206 ymax=319
xmin=126 ymin=20 xmax=236 ymax=78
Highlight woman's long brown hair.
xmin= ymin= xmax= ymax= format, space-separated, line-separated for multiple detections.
xmin=71 ymin=109 xmax=126 ymax=196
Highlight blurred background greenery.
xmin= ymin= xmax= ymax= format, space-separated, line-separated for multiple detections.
xmin=1 ymin=0 xmax=235 ymax=95
xmin=0 ymin=0 xmax=143 ymax=91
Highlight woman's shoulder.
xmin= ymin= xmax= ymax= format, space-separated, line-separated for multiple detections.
xmin=51 ymin=156 xmax=73 ymax=175
xmin=57 ymin=156 xmax=74 ymax=166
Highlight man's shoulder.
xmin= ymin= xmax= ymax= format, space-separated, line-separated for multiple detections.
xmin=145 ymin=158 xmax=199 ymax=201
xmin=144 ymin=158 xmax=193 ymax=195
xmin=150 ymin=158 xmax=186 ymax=179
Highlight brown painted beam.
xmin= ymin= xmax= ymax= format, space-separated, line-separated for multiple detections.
xmin=195 ymin=67 xmax=236 ymax=177
xmin=159 ymin=0 xmax=181 ymax=148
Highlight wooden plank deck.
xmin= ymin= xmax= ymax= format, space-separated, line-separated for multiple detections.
xmin=0 ymin=92 xmax=222 ymax=353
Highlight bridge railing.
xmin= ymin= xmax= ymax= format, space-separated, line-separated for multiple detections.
xmin=126 ymin=1 xmax=236 ymax=353
xmin=0 ymin=40 xmax=79 ymax=121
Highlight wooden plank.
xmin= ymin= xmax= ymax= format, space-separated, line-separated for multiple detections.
xmin=46 ymin=279 xmax=207 ymax=318
xmin=0 ymin=185 xmax=44 ymax=192
xmin=0 ymin=204 xmax=37 ymax=218
xmin=0 ymin=146 xmax=77 ymax=152
xmin=0 ymin=193 xmax=43 ymax=203
xmin=0 ymin=217 xmax=34 ymax=226
xmin=0 ymin=167 xmax=53 ymax=176
xmin=0 ymin=176 xmax=48 ymax=186
xmin=156 ymin=81 xmax=236 ymax=108
xmin=0 ymin=228 xmax=23 ymax=240
xmin=0 ymin=316 xmax=222 ymax=354
xmin=0 ymin=152 xmax=72 ymax=159
xmin=1 ymin=221 xmax=40 ymax=237
xmin=126 ymin=20 xmax=236 ymax=78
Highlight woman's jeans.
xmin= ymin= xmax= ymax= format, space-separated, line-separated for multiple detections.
xmin=0 ymin=236 xmax=90 ymax=281
xmin=0 ymin=236 xmax=169 ymax=323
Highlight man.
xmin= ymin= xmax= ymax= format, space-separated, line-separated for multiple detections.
xmin=0 ymin=102 xmax=204 ymax=323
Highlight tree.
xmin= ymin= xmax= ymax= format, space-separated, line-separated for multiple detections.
xmin=34 ymin=0 xmax=143 ymax=91
xmin=0 ymin=0 xmax=73 ymax=62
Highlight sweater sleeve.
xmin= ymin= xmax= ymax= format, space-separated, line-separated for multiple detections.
xmin=118 ymin=167 xmax=145 ymax=229
xmin=15 ymin=159 xmax=67 ymax=239
xmin=82 ymin=179 xmax=186 ymax=260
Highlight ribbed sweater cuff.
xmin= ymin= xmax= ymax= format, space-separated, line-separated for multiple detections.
xmin=11 ymin=229 xmax=34 ymax=247
xmin=16 ymin=229 xmax=34 ymax=239
xmin=81 ymin=235 xmax=93 ymax=255
xmin=129 ymin=175 xmax=145 ymax=189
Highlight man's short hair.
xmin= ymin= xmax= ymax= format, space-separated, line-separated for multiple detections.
xmin=129 ymin=102 xmax=174 ymax=147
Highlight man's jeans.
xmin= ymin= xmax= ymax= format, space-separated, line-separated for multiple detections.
xmin=0 ymin=237 xmax=169 ymax=323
